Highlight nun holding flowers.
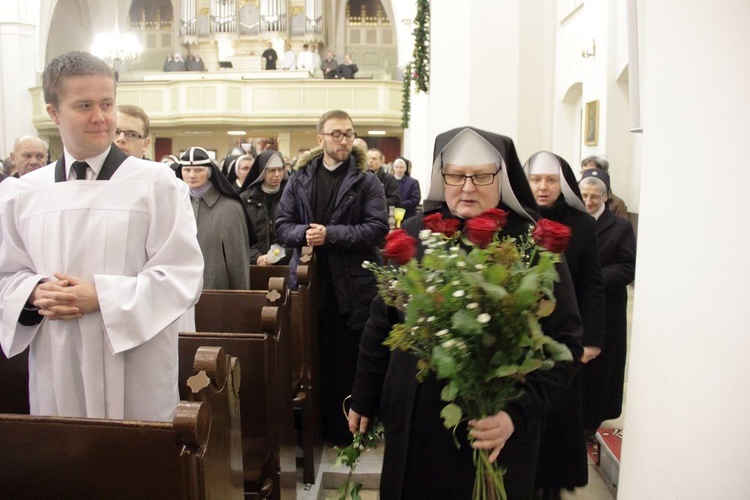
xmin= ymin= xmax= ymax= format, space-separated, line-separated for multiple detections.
xmin=348 ymin=127 xmax=583 ymax=500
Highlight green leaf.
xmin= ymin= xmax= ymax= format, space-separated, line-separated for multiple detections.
xmin=485 ymin=264 xmax=508 ymax=284
xmin=545 ymin=341 xmax=574 ymax=362
xmin=432 ymin=345 xmax=457 ymax=379
xmin=479 ymin=282 xmax=509 ymax=300
xmin=441 ymin=403 xmax=463 ymax=428
xmin=451 ymin=309 xmax=483 ymax=335
xmin=494 ymin=365 xmax=518 ymax=377
xmin=441 ymin=380 xmax=459 ymax=402
xmin=518 ymin=358 xmax=544 ymax=375
xmin=536 ymin=299 xmax=556 ymax=318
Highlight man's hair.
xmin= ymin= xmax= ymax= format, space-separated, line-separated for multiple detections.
xmin=303 ymin=43 xmax=309 ymax=49
xmin=581 ymin=155 xmax=603 ymax=170
xmin=317 ymin=109 xmax=353 ymax=133
xmin=597 ymin=155 xmax=609 ymax=172
xmin=367 ymin=148 xmax=384 ymax=160
xmin=13 ymin=135 xmax=49 ymax=154
xmin=579 ymin=176 xmax=608 ymax=196
xmin=43 ymin=51 xmax=114 ymax=108
xmin=117 ymin=104 xmax=150 ymax=136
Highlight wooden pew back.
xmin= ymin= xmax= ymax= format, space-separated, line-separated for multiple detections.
xmin=248 ymin=246 xmax=322 ymax=484
xmin=186 ymin=281 xmax=295 ymax=499
xmin=0 ymin=347 xmax=243 ymax=500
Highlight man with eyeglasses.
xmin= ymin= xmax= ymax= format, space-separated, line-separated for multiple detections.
xmin=115 ymin=104 xmax=151 ymax=159
xmin=10 ymin=136 xmax=49 ymax=177
xmin=276 ymin=109 xmax=389 ymax=444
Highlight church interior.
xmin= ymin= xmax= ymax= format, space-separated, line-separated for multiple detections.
xmin=0 ymin=0 xmax=748 ymax=499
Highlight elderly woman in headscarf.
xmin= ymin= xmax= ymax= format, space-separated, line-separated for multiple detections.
xmin=176 ymin=146 xmax=252 ymax=290
xmin=578 ymin=169 xmax=636 ymax=437
xmin=348 ymin=127 xmax=583 ymax=500
xmin=391 ymin=156 xmax=421 ymax=220
xmin=524 ymin=152 xmax=605 ymax=499
xmin=240 ymin=150 xmax=292 ymax=266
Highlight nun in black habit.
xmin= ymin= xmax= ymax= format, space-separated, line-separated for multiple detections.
xmin=348 ymin=127 xmax=583 ymax=500
xmin=524 ymin=151 xmax=606 ymax=496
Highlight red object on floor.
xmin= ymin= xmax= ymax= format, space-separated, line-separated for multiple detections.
xmin=597 ymin=428 xmax=623 ymax=461
xmin=587 ymin=436 xmax=600 ymax=465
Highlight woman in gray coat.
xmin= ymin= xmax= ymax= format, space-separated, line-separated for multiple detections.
xmin=176 ymin=146 xmax=252 ymax=290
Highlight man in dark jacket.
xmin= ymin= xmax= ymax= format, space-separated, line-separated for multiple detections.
xmin=366 ymin=148 xmax=400 ymax=208
xmin=275 ymin=109 xmax=389 ymax=443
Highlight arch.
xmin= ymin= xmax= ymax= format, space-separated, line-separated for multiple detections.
xmin=561 ymin=81 xmax=582 ymax=104
xmin=129 ymin=0 xmax=174 ymax=25
xmin=616 ymin=62 xmax=629 ymax=84
xmin=45 ymin=0 xmax=94 ymax=64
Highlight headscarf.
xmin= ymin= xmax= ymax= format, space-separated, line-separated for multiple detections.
xmin=426 ymin=127 xmax=536 ymax=221
xmin=523 ymin=151 xmax=586 ymax=213
xmin=580 ymin=167 xmax=610 ymax=191
xmin=245 ymin=150 xmax=288 ymax=191
xmin=392 ymin=156 xmax=411 ymax=176
xmin=176 ymin=146 xmax=241 ymax=201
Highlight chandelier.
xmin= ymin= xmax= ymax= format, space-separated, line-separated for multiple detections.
xmin=90 ymin=13 xmax=143 ymax=64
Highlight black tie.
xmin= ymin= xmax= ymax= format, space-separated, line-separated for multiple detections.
xmin=72 ymin=161 xmax=89 ymax=180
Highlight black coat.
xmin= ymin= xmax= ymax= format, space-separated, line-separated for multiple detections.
xmin=583 ymin=207 xmax=636 ymax=428
xmin=275 ymin=147 xmax=389 ymax=330
xmin=536 ymin=197 xmax=605 ymax=489
xmin=375 ymin=168 xmax=401 ymax=208
xmin=350 ymin=207 xmax=583 ymax=500
xmin=240 ymin=180 xmax=291 ymax=265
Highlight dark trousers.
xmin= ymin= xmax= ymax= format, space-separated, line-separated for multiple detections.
xmin=318 ymin=285 xmax=363 ymax=444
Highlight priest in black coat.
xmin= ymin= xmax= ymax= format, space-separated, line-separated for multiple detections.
xmin=525 ymin=151 xmax=606 ymax=495
xmin=579 ymin=168 xmax=636 ymax=431
xmin=348 ymin=128 xmax=583 ymax=499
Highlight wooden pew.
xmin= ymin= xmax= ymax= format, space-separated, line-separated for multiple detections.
xmin=248 ymin=246 xmax=322 ymax=485
xmin=0 ymin=347 xmax=243 ymax=500
xmin=187 ymin=280 xmax=295 ymax=499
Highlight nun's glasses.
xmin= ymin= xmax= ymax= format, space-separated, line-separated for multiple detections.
xmin=442 ymin=169 xmax=500 ymax=186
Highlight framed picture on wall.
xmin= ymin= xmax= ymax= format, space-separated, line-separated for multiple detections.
xmin=585 ymin=100 xmax=599 ymax=146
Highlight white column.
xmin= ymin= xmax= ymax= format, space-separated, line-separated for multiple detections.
xmin=0 ymin=20 xmax=38 ymax=157
xmin=428 ymin=0 xmax=521 ymax=140
xmin=618 ymin=1 xmax=750 ymax=498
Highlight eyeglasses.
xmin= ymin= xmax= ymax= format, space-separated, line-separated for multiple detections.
xmin=321 ymin=131 xmax=357 ymax=142
xmin=442 ymin=169 xmax=501 ymax=186
xmin=115 ymin=128 xmax=145 ymax=141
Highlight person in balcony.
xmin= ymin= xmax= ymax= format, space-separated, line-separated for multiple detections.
xmin=337 ymin=54 xmax=359 ymax=79
xmin=321 ymin=50 xmax=339 ymax=79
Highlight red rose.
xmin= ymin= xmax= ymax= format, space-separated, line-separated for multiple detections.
xmin=483 ymin=208 xmax=509 ymax=229
xmin=384 ymin=229 xmax=417 ymax=265
xmin=464 ymin=215 xmax=499 ymax=248
xmin=532 ymin=218 xmax=572 ymax=253
xmin=442 ymin=219 xmax=461 ymax=237
xmin=423 ymin=213 xmax=445 ymax=233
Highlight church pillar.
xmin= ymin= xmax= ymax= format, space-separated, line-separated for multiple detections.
xmin=618 ymin=1 xmax=750 ymax=498
xmin=0 ymin=19 xmax=38 ymax=157
xmin=401 ymin=0 xmax=524 ymax=204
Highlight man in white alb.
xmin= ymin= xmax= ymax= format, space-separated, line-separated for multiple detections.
xmin=0 ymin=51 xmax=204 ymax=422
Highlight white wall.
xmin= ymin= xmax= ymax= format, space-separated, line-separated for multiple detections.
xmin=618 ymin=1 xmax=750 ymax=498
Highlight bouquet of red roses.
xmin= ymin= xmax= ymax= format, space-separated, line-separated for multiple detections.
xmin=363 ymin=208 xmax=574 ymax=500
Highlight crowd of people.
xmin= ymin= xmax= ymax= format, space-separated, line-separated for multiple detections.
xmin=0 ymin=49 xmax=636 ymax=500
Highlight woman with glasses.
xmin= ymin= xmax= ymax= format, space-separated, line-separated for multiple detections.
xmin=348 ymin=127 xmax=583 ymax=499
xmin=524 ymin=151 xmax=605 ymax=499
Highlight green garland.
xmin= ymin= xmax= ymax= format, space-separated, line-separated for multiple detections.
xmin=401 ymin=62 xmax=412 ymax=129
xmin=412 ymin=0 xmax=430 ymax=94
xmin=401 ymin=0 xmax=430 ymax=129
